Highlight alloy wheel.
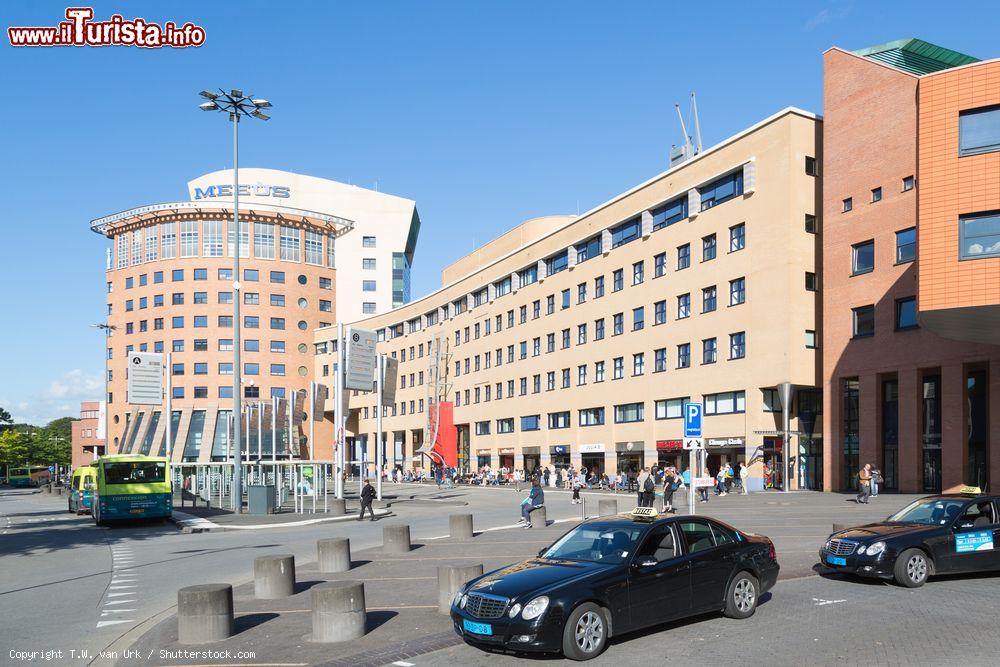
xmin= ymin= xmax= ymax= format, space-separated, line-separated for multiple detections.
xmin=734 ymin=578 xmax=756 ymax=612
xmin=907 ymin=554 xmax=927 ymax=583
xmin=574 ymin=611 xmax=604 ymax=653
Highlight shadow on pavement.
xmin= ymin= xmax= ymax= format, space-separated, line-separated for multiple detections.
xmin=234 ymin=612 xmax=279 ymax=634
xmin=366 ymin=610 xmax=398 ymax=632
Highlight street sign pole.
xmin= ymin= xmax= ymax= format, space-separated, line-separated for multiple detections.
xmin=683 ymin=402 xmax=703 ymax=516
xmin=376 ymin=353 xmax=384 ymax=501
xmin=334 ymin=323 xmax=344 ymax=500
xmin=165 ymin=352 xmax=172 ymax=461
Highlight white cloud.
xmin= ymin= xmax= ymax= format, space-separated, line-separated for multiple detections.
xmin=0 ymin=369 xmax=103 ymax=425
xmin=804 ymin=1 xmax=853 ymax=31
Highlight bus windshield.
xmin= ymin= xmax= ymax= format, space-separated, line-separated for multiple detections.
xmin=103 ymin=461 xmax=166 ymax=485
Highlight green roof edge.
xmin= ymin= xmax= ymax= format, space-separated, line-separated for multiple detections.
xmin=852 ymin=38 xmax=979 ymax=75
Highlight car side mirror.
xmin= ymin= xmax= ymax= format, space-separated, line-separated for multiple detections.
xmin=633 ymin=556 xmax=657 ymax=569
xmin=537 ymin=548 xmax=547 ymax=558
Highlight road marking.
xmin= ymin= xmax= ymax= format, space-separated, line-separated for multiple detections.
xmin=101 ymin=609 xmax=136 ymax=614
xmin=110 ymin=585 xmax=137 ymax=590
xmin=393 ymin=662 xmax=416 ymax=666
xmin=104 ymin=599 xmax=137 ymax=605
xmin=107 ymin=591 xmax=135 ymax=597
xmin=96 ymin=619 xmax=134 ymax=628
xmin=812 ymin=597 xmax=847 ymax=606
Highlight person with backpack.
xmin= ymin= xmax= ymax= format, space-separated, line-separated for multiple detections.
xmin=640 ymin=467 xmax=655 ymax=507
xmin=870 ymin=467 xmax=883 ymax=497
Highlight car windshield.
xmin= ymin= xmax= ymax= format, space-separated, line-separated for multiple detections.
xmin=887 ymin=499 xmax=966 ymax=525
xmin=541 ymin=523 xmax=646 ymax=564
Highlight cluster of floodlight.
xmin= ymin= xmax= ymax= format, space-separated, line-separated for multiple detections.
xmin=199 ymin=89 xmax=272 ymax=120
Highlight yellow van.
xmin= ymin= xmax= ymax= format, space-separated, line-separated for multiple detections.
xmin=68 ymin=466 xmax=97 ymax=515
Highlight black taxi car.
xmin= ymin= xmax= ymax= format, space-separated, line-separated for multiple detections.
xmin=450 ymin=508 xmax=779 ymax=661
xmin=820 ymin=487 xmax=1000 ymax=588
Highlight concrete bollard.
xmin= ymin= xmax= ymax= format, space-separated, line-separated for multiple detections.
xmin=598 ymin=498 xmax=618 ymax=516
xmin=383 ymin=524 xmax=411 ymax=553
xmin=177 ymin=584 xmax=234 ymax=644
xmin=832 ymin=523 xmax=851 ymax=533
xmin=529 ymin=506 xmax=547 ymax=527
xmin=311 ymin=581 xmax=366 ymax=643
xmin=318 ymin=537 xmax=351 ymax=573
xmin=449 ymin=514 xmax=474 ymax=539
xmin=43 ymin=484 xmax=52 ymax=494
xmin=254 ymin=554 xmax=296 ymax=599
xmin=329 ymin=498 xmax=346 ymax=516
xmin=55 ymin=486 xmax=63 ymax=496
xmin=437 ymin=563 xmax=484 ymax=614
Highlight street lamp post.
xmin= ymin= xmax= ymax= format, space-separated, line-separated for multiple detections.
xmin=199 ymin=89 xmax=272 ymax=514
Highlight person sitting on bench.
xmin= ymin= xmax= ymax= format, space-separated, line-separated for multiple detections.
xmin=519 ymin=478 xmax=545 ymax=528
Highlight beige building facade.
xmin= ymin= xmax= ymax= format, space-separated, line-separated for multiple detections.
xmin=317 ymin=108 xmax=823 ymax=491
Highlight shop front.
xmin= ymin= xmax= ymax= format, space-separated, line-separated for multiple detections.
xmin=705 ymin=437 xmax=745 ymax=481
xmin=615 ymin=442 xmax=644 ymax=477
xmin=476 ymin=449 xmax=493 ymax=470
xmin=522 ymin=446 xmax=541 ymax=475
xmin=656 ymin=439 xmax=684 ymax=470
xmin=579 ymin=443 xmax=606 ymax=476
xmin=498 ymin=447 xmax=515 ymax=472
xmin=761 ymin=437 xmax=784 ymax=490
xmin=550 ymin=445 xmax=571 ymax=471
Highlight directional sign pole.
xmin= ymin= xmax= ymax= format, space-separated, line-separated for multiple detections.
xmin=688 ymin=446 xmax=696 ymax=516
xmin=165 ymin=352 xmax=172 ymax=461
xmin=334 ymin=323 xmax=344 ymax=500
xmin=376 ymin=354 xmax=384 ymax=501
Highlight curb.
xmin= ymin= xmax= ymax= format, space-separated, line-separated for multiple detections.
xmin=170 ymin=508 xmax=392 ymax=533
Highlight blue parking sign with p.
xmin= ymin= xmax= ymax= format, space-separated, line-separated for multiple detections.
xmin=683 ymin=403 xmax=702 ymax=438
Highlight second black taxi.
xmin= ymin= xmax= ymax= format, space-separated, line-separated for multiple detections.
xmin=451 ymin=507 xmax=779 ymax=661
xmin=820 ymin=487 xmax=1000 ymax=587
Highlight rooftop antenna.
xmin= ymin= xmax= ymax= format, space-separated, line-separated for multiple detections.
xmin=670 ymin=92 xmax=702 ymax=167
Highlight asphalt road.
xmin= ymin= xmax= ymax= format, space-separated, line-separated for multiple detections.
xmin=3 ymin=483 xmax=962 ymax=667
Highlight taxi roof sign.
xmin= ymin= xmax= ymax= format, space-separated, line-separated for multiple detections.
xmin=959 ymin=486 xmax=983 ymax=496
xmin=630 ymin=506 xmax=658 ymax=522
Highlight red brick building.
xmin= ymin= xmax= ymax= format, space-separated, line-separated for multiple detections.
xmin=822 ymin=39 xmax=1000 ymax=493
xmin=71 ymin=401 xmax=106 ymax=469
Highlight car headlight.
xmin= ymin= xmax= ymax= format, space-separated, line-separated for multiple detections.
xmin=452 ymin=590 xmax=464 ymax=606
xmin=460 ymin=594 xmax=468 ymax=609
xmin=862 ymin=541 xmax=886 ymax=556
xmin=508 ymin=603 xmax=522 ymax=618
xmin=520 ymin=596 xmax=549 ymax=620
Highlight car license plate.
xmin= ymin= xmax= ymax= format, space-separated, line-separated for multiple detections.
xmin=463 ymin=619 xmax=492 ymax=635
xmin=826 ymin=554 xmax=847 ymax=566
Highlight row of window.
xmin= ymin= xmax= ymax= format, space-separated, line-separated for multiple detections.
xmin=378 ymin=163 xmax=762 ymax=344
xmin=119 ymin=268 xmax=329 ymax=290
xmin=122 ymin=292 xmax=331 ymax=312
xmin=851 ymin=296 xmax=918 ymax=338
xmin=114 ymin=221 xmax=336 ymax=269
xmin=467 ymin=391 xmax=749 ymax=434
xmin=113 ymin=339 xmax=304 ymax=355
xmin=119 ymin=315 xmax=321 ymax=333
xmin=850 ymin=228 xmax=916 ymax=276
xmin=169 ymin=361 xmax=306 ymax=377
xmin=163 ymin=385 xmax=293 ymax=400
xmin=841 ymin=176 xmax=914 ymax=213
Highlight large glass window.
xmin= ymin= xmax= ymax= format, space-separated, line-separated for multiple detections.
xmin=651 ymin=197 xmax=687 ymax=230
xmin=546 ymin=250 xmax=568 ymax=275
xmin=852 ymin=305 xmax=875 ymax=338
xmin=144 ymin=226 xmax=158 ymax=262
xmin=519 ymin=265 xmax=538 ymax=287
xmin=575 ymin=236 xmax=601 ymax=263
xmin=520 ymin=415 xmax=540 ymax=431
xmin=967 ymin=370 xmax=989 ymax=490
xmin=304 ymin=230 xmax=323 ymax=265
xmin=181 ymin=410 xmax=206 ymax=461
xmin=730 ymin=277 xmax=745 ymax=305
xmin=959 ymin=211 xmax=1000 ymax=260
xmin=959 ymin=105 xmax=1000 ymax=156
xmin=160 ymin=222 xmax=176 ymax=259
xmin=704 ymin=391 xmax=745 ymax=415
xmin=614 ymin=402 xmax=644 ymax=423
xmin=203 ymin=220 xmax=223 ymax=257
xmin=227 ymin=220 xmax=249 ymax=258
xmin=922 ymin=375 xmax=942 ymax=492
xmin=895 ymin=297 xmax=918 ymax=330
xmin=611 ymin=217 xmax=641 ymax=248
xmin=178 ymin=221 xmax=197 ymax=257
xmin=579 ymin=407 xmax=604 ymax=426
xmin=655 ymin=397 xmax=689 ymax=420
xmin=254 ymin=222 xmax=275 ymax=259
xmin=699 ymin=171 xmax=743 ymax=210
xmin=882 ymin=380 xmax=898 ymax=491
xmin=280 ymin=225 xmax=300 ymax=261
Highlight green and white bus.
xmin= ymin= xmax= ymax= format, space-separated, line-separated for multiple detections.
xmin=93 ymin=454 xmax=172 ymax=525
xmin=8 ymin=466 xmax=51 ymax=488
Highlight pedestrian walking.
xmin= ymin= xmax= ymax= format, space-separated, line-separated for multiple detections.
xmin=857 ymin=463 xmax=873 ymax=504
xmin=871 ymin=467 xmax=883 ymax=497
xmin=571 ymin=473 xmax=582 ymax=504
xmin=662 ymin=468 xmax=678 ymax=513
xmin=519 ymin=478 xmax=545 ymax=528
xmin=641 ymin=468 xmax=655 ymax=507
xmin=358 ymin=479 xmax=376 ymax=521
xmin=739 ymin=462 xmax=749 ymax=495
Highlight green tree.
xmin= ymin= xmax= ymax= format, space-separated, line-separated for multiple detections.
xmin=0 ymin=406 xmax=12 ymax=431
xmin=0 ymin=430 xmax=30 ymax=476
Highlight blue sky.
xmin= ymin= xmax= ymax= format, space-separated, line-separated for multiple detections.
xmin=1 ymin=1 xmax=998 ymax=424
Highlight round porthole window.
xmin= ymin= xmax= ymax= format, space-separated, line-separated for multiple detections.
xmin=113 ymin=415 xmax=120 ymax=424
xmin=298 ymin=320 xmax=308 ymax=331
xmin=298 ymin=343 xmax=308 ymax=354
xmin=298 ymin=274 xmax=307 ymax=285
xmin=297 ymin=297 xmax=308 ymax=308
xmin=297 ymin=366 xmax=308 ymax=377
